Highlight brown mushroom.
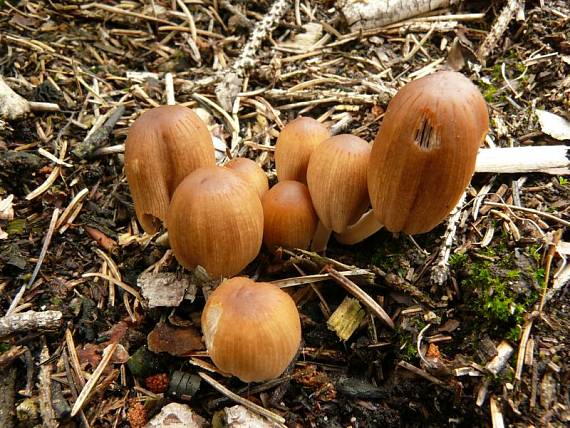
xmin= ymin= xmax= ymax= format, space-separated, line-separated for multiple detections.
xmin=201 ymin=277 xmax=301 ymax=382
xmin=125 ymin=105 xmax=215 ymax=234
xmin=225 ymin=157 xmax=269 ymax=199
xmin=166 ymin=166 xmax=263 ymax=278
xmin=367 ymin=71 xmax=489 ymax=234
xmin=275 ymin=116 xmax=331 ymax=183
xmin=306 ymin=134 xmax=371 ymax=251
xmin=261 ymin=180 xmax=318 ymax=252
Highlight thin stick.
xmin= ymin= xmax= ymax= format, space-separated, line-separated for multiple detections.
xmin=81 ymin=273 xmax=142 ymax=302
xmin=515 ymin=320 xmax=533 ymax=381
xmin=475 ymin=145 xmax=569 ymax=175
xmin=233 ymin=0 xmax=291 ymax=71
xmin=398 ymin=361 xmax=452 ymax=390
xmin=483 ymin=202 xmax=570 ymax=227
xmin=477 ymin=0 xmax=523 ymax=64
xmin=165 ymin=72 xmax=175 ymax=105
xmin=71 ymin=343 xmax=118 ymax=417
xmin=6 ymin=209 xmax=60 ymax=316
xmin=198 ymin=372 xmax=286 ymax=427
xmin=326 ymin=267 xmax=394 ymax=329
xmin=431 ymin=191 xmax=467 ymax=285
xmin=0 ymin=311 xmax=62 ymax=337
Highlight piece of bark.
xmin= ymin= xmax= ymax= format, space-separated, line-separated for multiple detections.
xmin=215 ymin=405 xmax=282 ymax=428
xmin=0 ymin=76 xmax=30 ymax=120
xmin=475 ymin=146 xmax=570 ymax=175
xmin=339 ymin=0 xmax=456 ymax=30
xmin=138 ymin=272 xmax=197 ymax=308
xmin=0 ymin=310 xmax=62 ymax=338
xmin=146 ymin=403 xmax=206 ymax=428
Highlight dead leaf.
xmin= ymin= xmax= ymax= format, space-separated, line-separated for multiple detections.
xmin=535 ymin=109 xmax=570 ymax=141
xmin=147 ymin=321 xmax=204 ymax=356
xmin=446 ymin=38 xmax=465 ymax=71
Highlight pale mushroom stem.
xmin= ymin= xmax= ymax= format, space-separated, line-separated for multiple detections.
xmin=334 ymin=210 xmax=383 ymax=245
xmin=310 ymin=221 xmax=332 ymax=252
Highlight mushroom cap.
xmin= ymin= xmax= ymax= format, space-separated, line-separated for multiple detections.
xmin=261 ymin=180 xmax=318 ymax=252
xmin=125 ymin=105 xmax=215 ymax=234
xmin=367 ymin=71 xmax=489 ymax=234
xmin=275 ymin=117 xmax=331 ymax=183
xmin=166 ymin=166 xmax=263 ymax=278
xmin=225 ymin=157 xmax=269 ymax=199
xmin=306 ymin=134 xmax=371 ymax=233
xmin=201 ymin=277 xmax=301 ymax=382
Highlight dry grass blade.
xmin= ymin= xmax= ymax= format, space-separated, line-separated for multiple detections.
xmin=271 ymin=269 xmax=373 ymax=288
xmin=198 ymin=372 xmax=287 ymax=427
xmin=71 ymin=343 xmax=118 ymax=417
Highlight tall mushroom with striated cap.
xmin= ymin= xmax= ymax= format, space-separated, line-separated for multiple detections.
xmin=261 ymin=180 xmax=318 ymax=252
xmin=166 ymin=166 xmax=263 ymax=278
xmin=306 ymin=134 xmax=371 ymax=251
xmin=367 ymin=71 xmax=489 ymax=234
xmin=275 ymin=116 xmax=331 ymax=183
xmin=124 ymin=105 xmax=215 ymax=234
xmin=225 ymin=157 xmax=269 ymax=199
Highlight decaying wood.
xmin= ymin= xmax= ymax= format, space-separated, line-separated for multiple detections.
xmin=431 ymin=192 xmax=467 ymax=285
xmin=147 ymin=403 xmax=206 ymax=428
xmin=326 ymin=267 xmax=395 ymax=329
xmin=0 ymin=76 xmax=30 ymax=120
xmin=475 ymin=146 xmax=570 ymax=175
xmin=0 ymin=311 xmax=63 ymax=338
xmin=72 ymin=105 xmax=126 ymax=159
xmin=38 ymin=343 xmax=58 ymax=428
xmin=339 ymin=0 xmax=457 ymax=30
xmin=138 ymin=272 xmax=197 ymax=308
xmin=477 ymin=0 xmax=523 ymax=64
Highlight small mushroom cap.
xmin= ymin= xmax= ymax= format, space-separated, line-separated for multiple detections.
xmin=275 ymin=117 xmax=331 ymax=183
xmin=261 ymin=180 xmax=318 ymax=252
xmin=125 ymin=105 xmax=215 ymax=234
xmin=368 ymin=71 xmax=489 ymax=234
xmin=225 ymin=157 xmax=269 ymax=199
xmin=166 ymin=166 xmax=263 ymax=278
xmin=307 ymin=134 xmax=371 ymax=233
xmin=201 ymin=277 xmax=301 ymax=382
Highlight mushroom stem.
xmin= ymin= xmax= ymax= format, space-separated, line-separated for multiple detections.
xmin=334 ymin=210 xmax=383 ymax=245
xmin=310 ymin=221 xmax=332 ymax=252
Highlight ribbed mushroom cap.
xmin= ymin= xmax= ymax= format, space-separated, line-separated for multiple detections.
xmin=275 ymin=117 xmax=331 ymax=183
xmin=166 ymin=166 xmax=263 ymax=278
xmin=125 ymin=105 xmax=215 ymax=234
xmin=225 ymin=157 xmax=269 ymax=199
xmin=368 ymin=71 xmax=489 ymax=234
xmin=262 ymin=180 xmax=318 ymax=251
xmin=201 ymin=277 xmax=301 ymax=382
xmin=306 ymin=134 xmax=371 ymax=233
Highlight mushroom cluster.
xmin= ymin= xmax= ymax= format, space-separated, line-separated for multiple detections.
xmin=124 ymin=70 xmax=488 ymax=382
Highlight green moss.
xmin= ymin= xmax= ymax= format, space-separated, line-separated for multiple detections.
xmin=454 ymin=244 xmax=540 ymax=338
xmin=558 ymin=176 xmax=568 ymax=186
xmin=484 ymin=85 xmax=498 ymax=102
xmin=398 ymin=330 xmax=418 ymax=361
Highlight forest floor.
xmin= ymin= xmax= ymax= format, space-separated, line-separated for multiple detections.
xmin=0 ymin=0 xmax=569 ymax=427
